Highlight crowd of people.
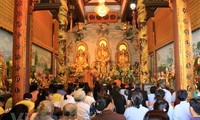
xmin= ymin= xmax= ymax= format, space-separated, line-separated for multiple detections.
xmin=0 ymin=80 xmax=199 ymax=120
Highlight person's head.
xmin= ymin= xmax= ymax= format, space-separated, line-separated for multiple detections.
xmin=41 ymin=88 xmax=53 ymax=101
xmin=177 ymin=89 xmax=188 ymax=101
xmin=95 ymin=94 xmax=114 ymax=111
xmin=144 ymin=110 xmax=169 ymax=120
xmin=189 ymin=98 xmax=200 ymax=117
xmin=23 ymin=93 xmax=32 ymax=100
xmin=99 ymin=86 xmax=108 ymax=96
xmin=63 ymin=103 xmax=77 ymax=117
xmin=155 ymin=89 xmax=165 ymax=100
xmin=94 ymin=81 xmax=100 ymax=87
xmin=37 ymin=100 xmax=54 ymax=116
xmin=57 ymin=84 xmax=64 ymax=90
xmin=150 ymin=86 xmax=157 ymax=94
xmin=196 ymin=86 xmax=200 ymax=93
xmin=157 ymin=80 xmax=166 ymax=89
xmin=0 ymin=97 xmax=5 ymax=107
xmin=73 ymin=90 xmax=86 ymax=102
xmin=67 ymin=86 xmax=74 ymax=95
xmin=121 ymin=83 xmax=125 ymax=89
xmin=49 ymin=84 xmax=58 ymax=94
xmin=78 ymin=82 xmax=84 ymax=89
xmin=29 ymin=84 xmax=38 ymax=92
xmin=154 ymin=98 xmax=169 ymax=113
xmin=134 ymin=82 xmax=141 ymax=90
xmin=131 ymin=91 xmax=143 ymax=108
xmin=34 ymin=88 xmax=53 ymax=110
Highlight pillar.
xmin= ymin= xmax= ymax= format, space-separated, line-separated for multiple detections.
xmin=57 ymin=0 xmax=68 ymax=85
xmin=137 ymin=0 xmax=150 ymax=83
xmin=12 ymin=0 xmax=31 ymax=104
xmin=173 ymin=0 xmax=194 ymax=97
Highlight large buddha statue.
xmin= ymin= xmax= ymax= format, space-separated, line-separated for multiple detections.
xmin=75 ymin=43 xmax=89 ymax=73
xmin=96 ymin=39 xmax=110 ymax=63
xmin=95 ymin=38 xmax=111 ymax=78
xmin=116 ymin=42 xmax=130 ymax=68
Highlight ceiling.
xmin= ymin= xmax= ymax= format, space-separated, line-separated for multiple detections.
xmin=34 ymin=0 xmax=170 ymax=28
xmin=70 ymin=0 xmax=135 ymax=24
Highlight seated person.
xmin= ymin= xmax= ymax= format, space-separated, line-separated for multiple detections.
xmin=5 ymin=97 xmax=12 ymax=111
xmin=1 ymin=104 xmax=28 ymax=120
xmin=124 ymin=91 xmax=149 ymax=120
xmin=144 ymin=110 xmax=169 ymax=120
xmin=16 ymin=93 xmax=35 ymax=119
xmin=148 ymin=86 xmax=157 ymax=110
xmin=73 ymin=90 xmax=90 ymax=120
xmin=91 ymin=94 xmax=125 ymax=120
xmin=189 ymin=98 xmax=200 ymax=119
xmin=16 ymin=93 xmax=34 ymax=112
xmin=154 ymin=99 xmax=169 ymax=113
xmin=59 ymin=103 xmax=77 ymax=120
xmin=50 ymin=84 xmax=63 ymax=106
xmin=30 ymin=100 xmax=54 ymax=120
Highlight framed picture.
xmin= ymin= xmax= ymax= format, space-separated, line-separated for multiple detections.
xmin=32 ymin=44 xmax=52 ymax=73
xmin=143 ymin=83 xmax=154 ymax=94
xmin=192 ymin=29 xmax=200 ymax=58
xmin=156 ymin=42 xmax=174 ymax=72
xmin=0 ymin=29 xmax=13 ymax=61
xmin=0 ymin=29 xmax=13 ymax=79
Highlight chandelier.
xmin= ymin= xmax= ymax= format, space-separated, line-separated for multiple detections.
xmin=94 ymin=0 xmax=110 ymax=17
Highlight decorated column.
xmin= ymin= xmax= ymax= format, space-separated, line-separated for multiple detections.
xmin=173 ymin=0 xmax=193 ymax=97
xmin=57 ymin=0 xmax=68 ymax=84
xmin=12 ymin=0 xmax=32 ymax=104
xmin=137 ymin=0 xmax=149 ymax=83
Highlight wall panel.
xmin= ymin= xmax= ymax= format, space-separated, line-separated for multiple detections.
xmin=147 ymin=17 xmax=155 ymax=53
xmin=188 ymin=0 xmax=200 ymax=31
xmin=0 ymin=0 xmax=14 ymax=32
xmin=32 ymin=11 xmax=53 ymax=51
xmin=154 ymin=8 xmax=174 ymax=49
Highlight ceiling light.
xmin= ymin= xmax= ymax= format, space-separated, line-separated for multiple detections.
xmin=130 ymin=3 xmax=136 ymax=10
xmin=94 ymin=0 xmax=110 ymax=17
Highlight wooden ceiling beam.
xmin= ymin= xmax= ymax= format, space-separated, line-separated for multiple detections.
xmin=73 ymin=0 xmax=85 ymax=22
xmin=34 ymin=3 xmax=60 ymax=11
xmin=114 ymin=0 xmax=121 ymax=4
xmin=143 ymin=1 xmax=169 ymax=7
xmin=84 ymin=0 xmax=92 ymax=5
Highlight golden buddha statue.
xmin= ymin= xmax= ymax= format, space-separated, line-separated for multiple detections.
xmin=75 ymin=49 xmax=88 ymax=72
xmin=75 ymin=44 xmax=89 ymax=73
xmin=116 ymin=43 xmax=130 ymax=68
xmin=96 ymin=44 xmax=110 ymax=63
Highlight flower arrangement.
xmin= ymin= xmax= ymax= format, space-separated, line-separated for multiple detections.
xmin=110 ymin=62 xmax=140 ymax=83
xmin=30 ymin=72 xmax=56 ymax=88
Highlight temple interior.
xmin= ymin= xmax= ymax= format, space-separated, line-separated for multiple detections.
xmin=0 ymin=0 xmax=200 ymax=111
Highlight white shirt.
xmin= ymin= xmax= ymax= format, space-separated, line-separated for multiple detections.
xmin=173 ymin=101 xmax=192 ymax=120
xmin=124 ymin=105 xmax=149 ymax=120
xmin=163 ymin=88 xmax=172 ymax=105
xmin=120 ymin=89 xmax=128 ymax=101
xmin=148 ymin=93 xmax=156 ymax=104
xmin=171 ymin=92 xmax=176 ymax=102
xmin=148 ymin=93 xmax=156 ymax=110
xmin=59 ymin=95 xmax=76 ymax=110
xmin=168 ymin=104 xmax=174 ymax=120
xmin=76 ymin=101 xmax=90 ymax=120
xmin=84 ymin=95 xmax=95 ymax=106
